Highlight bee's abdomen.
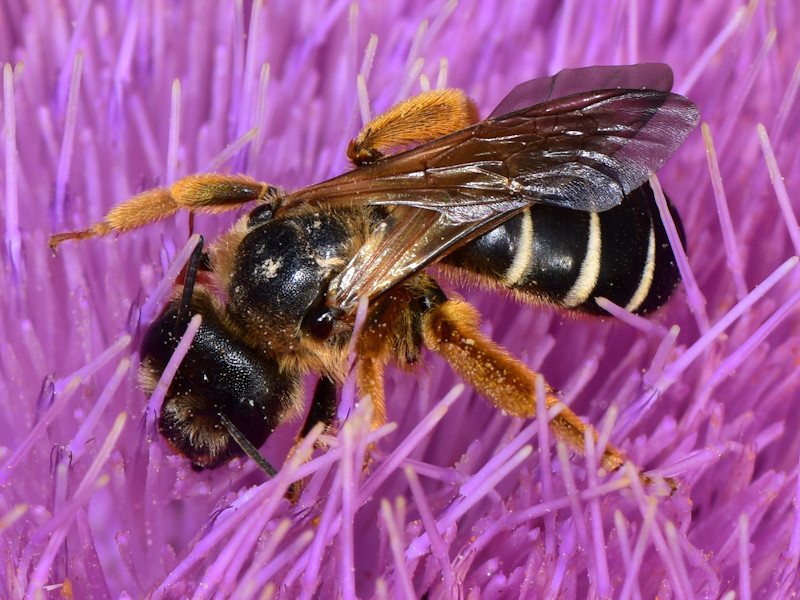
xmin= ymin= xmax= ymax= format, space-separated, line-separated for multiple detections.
xmin=445 ymin=184 xmax=684 ymax=316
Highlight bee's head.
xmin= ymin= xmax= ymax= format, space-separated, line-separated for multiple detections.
xmin=139 ymin=290 xmax=301 ymax=470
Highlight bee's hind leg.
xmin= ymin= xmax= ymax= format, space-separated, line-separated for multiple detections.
xmin=420 ymin=295 xmax=628 ymax=477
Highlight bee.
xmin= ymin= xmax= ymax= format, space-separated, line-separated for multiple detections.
xmin=50 ymin=63 xmax=699 ymax=480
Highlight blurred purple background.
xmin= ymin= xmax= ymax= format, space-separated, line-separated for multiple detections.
xmin=2 ymin=1 xmax=800 ymax=598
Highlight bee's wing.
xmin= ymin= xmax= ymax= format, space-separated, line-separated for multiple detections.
xmin=279 ymin=86 xmax=698 ymax=315
xmin=488 ymin=63 xmax=675 ymax=117
xmin=281 ymin=88 xmax=698 ymax=220
xmin=327 ymin=204 xmax=523 ymax=313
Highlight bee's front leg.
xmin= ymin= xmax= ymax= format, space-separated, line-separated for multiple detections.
xmin=49 ymin=173 xmax=279 ymax=248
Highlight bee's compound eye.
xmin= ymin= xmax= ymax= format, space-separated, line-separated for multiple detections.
xmin=248 ymin=204 xmax=274 ymax=227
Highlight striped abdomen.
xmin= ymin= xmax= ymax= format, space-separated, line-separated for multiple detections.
xmin=443 ymin=184 xmax=685 ymax=315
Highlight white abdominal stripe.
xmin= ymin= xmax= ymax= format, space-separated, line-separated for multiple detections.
xmin=443 ymin=184 xmax=681 ymax=318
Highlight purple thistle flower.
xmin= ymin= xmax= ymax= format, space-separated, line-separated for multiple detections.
xmin=3 ymin=1 xmax=800 ymax=598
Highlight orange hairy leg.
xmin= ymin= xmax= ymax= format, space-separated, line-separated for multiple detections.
xmin=348 ymin=88 xmax=480 ymax=165
xmin=421 ymin=298 xmax=627 ymax=475
xmin=350 ymin=287 xmax=426 ymax=434
xmin=49 ymin=173 xmax=277 ymax=249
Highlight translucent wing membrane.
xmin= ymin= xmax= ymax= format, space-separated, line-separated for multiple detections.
xmin=329 ymin=206 xmax=502 ymax=311
xmin=488 ymin=62 xmax=675 ymax=117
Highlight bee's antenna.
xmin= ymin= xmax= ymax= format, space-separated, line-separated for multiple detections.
xmin=218 ymin=413 xmax=279 ymax=478
xmin=176 ymin=236 xmax=205 ymax=333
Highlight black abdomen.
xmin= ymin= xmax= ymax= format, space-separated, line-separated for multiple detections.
xmin=444 ymin=184 xmax=685 ymax=315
